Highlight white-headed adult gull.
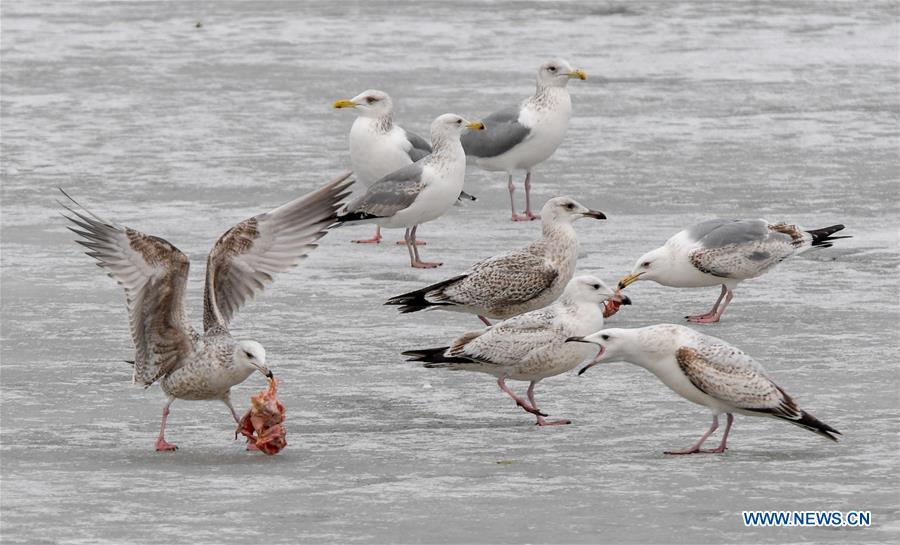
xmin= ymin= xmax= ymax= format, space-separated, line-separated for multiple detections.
xmin=386 ymin=197 xmax=606 ymax=325
xmin=60 ymin=174 xmax=352 ymax=451
xmin=461 ymin=59 xmax=586 ymax=221
xmin=333 ymin=90 xmax=476 ymax=244
xmin=618 ymin=219 xmax=848 ymax=323
xmin=568 ymin=324 xmax=841 ymax=454
xmin=334 ymin=113 xmax=484 ymax=268
xmin=403 ymin=275 xmax=630 ymax=426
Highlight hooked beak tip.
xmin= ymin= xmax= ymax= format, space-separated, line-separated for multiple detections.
xmin=584 ymin=210 xmax=606 ymax=220
xmin=265 ymin=370 xmax=274 ymax=379
xmin=620 ymin=295 xmax=632 ymax=306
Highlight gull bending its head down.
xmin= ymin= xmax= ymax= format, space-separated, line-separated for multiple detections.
xmin=61 ymin=174 xmax=352 ymax=451
xmin=618 ymin=218 xmax=849 ymax=323
xmin=568 ymin=324 xmax=841 ymax=454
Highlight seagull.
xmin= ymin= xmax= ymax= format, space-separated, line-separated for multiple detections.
xmin=403 ymin=275 xmax=630 ymax=426
xmin=333 ymin=90 xmax=476 ymax=244
xmin=568 ymin=324 xmax=841 ymax=454
xmin=386 ymin=197 xmax=606 ymax=325
xmin=334 ymin=113 xmax=484 ymax=268
xmin=618 ymin=219 xmax=849 ymax=323
xmin=60 ymin=174 xmax=352 ymax=451
xmin=461 ymin=59 xmax=587 ymax=222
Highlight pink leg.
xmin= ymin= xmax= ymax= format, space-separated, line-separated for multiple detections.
xmin=155 ymin=397 xmax=178 ymax=451
xmin=396 ymin=235 xmax=425 ymax=246
xmin=700 ymin=413 xmax=733 ymax=453
xmin=528 ymin=381 xmax=570 ymax=426
xmin=498 ymin=377 xmax=546 ymax=417
xmin=223 ymin=397 xmax=240 ymax=424
xmin=478 ymin=315 xmax=492 ymax=326
xmin=508 ymin=174 xmax=528 ymax=222
xmin=687 ymin=285 xmax=733 ymax=324
xmin=409 ymin=225 xmax=441 ymax=268
xmin=352 ymin=225 xmax=383 ymax=244
xmin=524 ymin=171 xmax=540 ymax=220
xmin=665 ymin=415 xmax=719 ymax=455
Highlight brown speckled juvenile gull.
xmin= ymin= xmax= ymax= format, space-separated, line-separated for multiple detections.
xmin=60 ymin=174 xmax=352 ymax=451
xmin=461 ymin=59 xmax=587 ymax=221
xmin=617 ymin=219 xmax=849 ymax=323
xmin=386 ymin=197 xmax=605 ymax=326
xmin=403 ymin=275 xmax=630 ymax=426
xmin=569 ymin=324 xmax=841 ymax=454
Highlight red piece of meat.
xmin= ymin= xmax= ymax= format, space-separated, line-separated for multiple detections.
xmin=236 ymin=378 xmax=287 ymax=455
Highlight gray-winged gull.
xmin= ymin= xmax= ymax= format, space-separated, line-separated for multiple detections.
xmin=334 ymin=90 xmax=476 ymax=244
xmin=569 ymin=324 xmax=841 ymax=454
xmin=618 ymin=219 xmax=848 ymax=323
xmin=334 ymin=113 xmax=484 ymax=268
xmin=403 ymin=275 xmax=630 ymax=426
xmin=461 ymin=59 xmax=586 ymax=221
xmin=60 ymin=174 xmax=352 ymax=451
xmin=386 ymin=197 xmax=606 ymax=325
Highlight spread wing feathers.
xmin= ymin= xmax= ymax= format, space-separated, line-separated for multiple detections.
xmin=461 ymin=106 xmax=531 ymax=159
xmin=445 ymin=252 xmax=559 ymax=309
xmin=402 ymin=128 xmax=432 ymax=162
xmin=337 ymin=163 xmax=424 ymax=221
xmin=448 ymin=310 xmax=561 ymax=366
xmin=688 ymin=225 xmax=800 ymax=279
xmin=676 ymin=346 xmax=793 ymax=413
xmin=203 ymin=173 xmax=353 ymax=331
xmin=59 ymin=189 xmax=193 ymax=386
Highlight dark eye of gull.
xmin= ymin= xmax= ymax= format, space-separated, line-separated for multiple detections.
xmin=642 ymin=261 xmax=651 ymax=268
xmin=565 ymin=203 xmax=575 ymax=210
xmin=365 ymin=96 xmax=376 ymax=104
xmin=548 ymin=66 xmax=557 ymax=72
xmin=592 ymin=283 xmax=600 ymax=290
xmin=244 ymin=350 xmax=253 ymax=359
xmin=601 ymin=334 xmax=610 ymax=341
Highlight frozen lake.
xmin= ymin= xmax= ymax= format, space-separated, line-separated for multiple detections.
xmin=2 ymin=1 xmax=898 ymax=543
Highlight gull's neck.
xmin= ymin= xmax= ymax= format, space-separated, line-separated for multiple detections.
xmin=355 ymin=113 xmax=394 ymax=134
xmin=428 ymin=133 xmax=463 ymax=165
xmin=530 ymin=82 xmax=570 ymax=111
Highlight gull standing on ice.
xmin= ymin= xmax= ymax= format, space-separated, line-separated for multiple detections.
xmin=61 ymin=175 xmax=352 ymax=451
xmin=461 ymin=59 xmax=587 ymax=221
xmin=618 ymin=219 xmax=848 ymax=323
xmin=334 ymin=113 xmax=484 ymax=268
xmin=333 ymin=90 xmax=476 ymax=244
xmin=403 ymin=276 xmax=630 ymax=426
xmin=568 ymin=324 xmax=841 ymax=454
xmin=386 ymin=197 xmax=606 ymax=325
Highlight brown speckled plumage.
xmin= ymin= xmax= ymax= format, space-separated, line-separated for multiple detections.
xmin=61 ymin=173 xmax=353 ymax=403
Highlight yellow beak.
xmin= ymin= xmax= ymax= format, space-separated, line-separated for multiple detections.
xmin=466 ymin=120 xmax=485 ymax=130
xmin=567 ymin=69 xmax=588 ymax=81
xmin=332 ymin=99 xmax=357 ymax=109
xmin=618 ymin=272 xmax=643 ymax=290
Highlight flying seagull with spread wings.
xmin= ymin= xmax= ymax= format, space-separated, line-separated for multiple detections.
xmin=60 ymin=174 xmax=352 ymax=451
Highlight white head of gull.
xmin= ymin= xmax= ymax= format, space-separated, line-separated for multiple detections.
xmin=461 ymin=58 xmax=587 ymax=221
xmin=386 ymin=196 xmax=606 ymax=324
xmin=403 ymin=274 xmax=630 ymax=426
xmin=568 ymin=324 xmax=841 ymax=454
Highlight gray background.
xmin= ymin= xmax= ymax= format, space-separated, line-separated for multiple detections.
xmin=2 ymin=1 xmax=898 ymax=544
